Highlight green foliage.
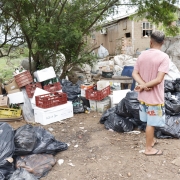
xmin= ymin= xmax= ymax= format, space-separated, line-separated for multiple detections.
xmin=0 ymin=57 xmax=23 ymax=81
xmin=0 ymin=0 xmax=180 ymax=78
xmin=130 ymin=0 xmax=180 ymax=36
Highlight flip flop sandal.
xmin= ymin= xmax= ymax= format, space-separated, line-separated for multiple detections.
xmin=152 ymin=140 xmax=158 ymax=147
xmin=144 ymin=149 xmax=163 ymax=156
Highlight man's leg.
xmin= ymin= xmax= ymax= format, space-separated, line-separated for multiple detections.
xmin=145 ymin=125 xmax=162 ymax=155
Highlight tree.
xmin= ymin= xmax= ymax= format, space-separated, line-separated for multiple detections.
xmin=0 ymin=0 xmax=179 ymax=78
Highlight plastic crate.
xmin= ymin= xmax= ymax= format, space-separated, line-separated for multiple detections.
xmin=35 ymin=92 xmax=67 ymax=109
xmin=85 ymin=85 xmax=110 ymax=101
xmin=0 ymin=108 xmax=22 ymax=118
xmin=43 ymin=82 xmax=62 ymax=93
xmin=14 ymin=71 xmax=33 ymax=88
xmin=25 ymin=82 xmax=42 ymax=98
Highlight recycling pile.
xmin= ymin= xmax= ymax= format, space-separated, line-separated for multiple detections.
xmin=0 ymin=123 xmax=68 ymax=179
xmin=100 ymin=79 xmax=180 ymax=139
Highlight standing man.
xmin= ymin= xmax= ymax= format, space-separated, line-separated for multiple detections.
xmin=132 ymin=31 xmax=169 ymax=156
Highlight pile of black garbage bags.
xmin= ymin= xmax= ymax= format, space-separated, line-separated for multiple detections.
xmin=0 ymin=123 xmax=68 ymax=180
xmin=100 ymin=79 xmax=180 ymax=139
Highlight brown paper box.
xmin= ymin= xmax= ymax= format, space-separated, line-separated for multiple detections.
xmin=0 ymin=96 xmax=9 ymax=108
xmin=8 ymin=89 xmax=21 ymax=94
xmin=4 ymin=79 xmax=19 ymax=93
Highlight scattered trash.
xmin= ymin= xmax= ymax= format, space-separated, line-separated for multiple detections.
xmin=58 ymin=159 xmax=64 ymax=166
xmin=68 ymin=163 xmax=75 ymax=167
xmin=79 ymin=127 xmax=84 ymax=130
xmin=48 ymin=128 xmax=54 ymax=132
xmin=74 ymin=145 xmax=78 ymax=148
xmin=139 ymin=150 xmax=145 ymax=154
xmin=124 ymin=131 xmax=141 ymax=135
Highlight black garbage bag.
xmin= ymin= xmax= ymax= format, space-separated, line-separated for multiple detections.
xmin=32 ymin=126 xmax=68 ymax=155
xmin=165 ymin=92 xmax=180 ymax=116
xmin=9 ymin=168 xmax=38 ymax=180
xmin=0 ymin=159 xmax=15 ymax=180
xmin=14 ymin=125 xmax=68 ymax=156
xmin=124 ymin=91 xmax=140 ymax=120
xmin=14 ymin=125 xmax=37 ymax=156
xmin=155 ymin=130 xmax=173 ymax=139
xmin=115 ymin=98 xmax=133 ymax=118
xmin=173 ymin=92 xmax=180 ymax=101
xmin=100 ymin=107 xmax=116 ymax=124
xmin=155 ymin=114 xmax=180 ymax=139
xmin=61 ymin=79 xmax=81 ymax=101
xmin=72 ymin=96 xmax=85 ymax=114
xmin=15 ymin=154 xmax=56 ymax=179
xmin=0 ymin=123 xmax=15 ymax=179
xmin=104 ymin=112 xmax=134 ymax=132
xmin=174 ymin=78 xmax=180 ymax=92
xmin=164 ymin=80 xmax=175 ymax=93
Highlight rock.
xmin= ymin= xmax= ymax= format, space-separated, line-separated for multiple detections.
xmin=172 ymin=157 xmax=180 ymax=166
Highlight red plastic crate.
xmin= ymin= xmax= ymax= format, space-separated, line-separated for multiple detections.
xmin=25 ymin=82 xmax=42 ymax=98
xmin=14 ymin=71 xmax=33 ymax=88
xmin=35 ymin=92 xmax=67 ymax=109
xmin=43 ymin=82 xmax=62 ymax=92
xmin=85 ymin=85 xmax=110 ymax=101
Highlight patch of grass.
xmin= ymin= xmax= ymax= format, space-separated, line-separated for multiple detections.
xmin=0 ymin=57 xmax=27 ymax=82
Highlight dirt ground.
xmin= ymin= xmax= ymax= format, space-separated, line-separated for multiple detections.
xmin=8 ymin=112 xmax=180 ymax=180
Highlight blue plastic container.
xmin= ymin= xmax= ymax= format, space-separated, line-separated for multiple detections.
xmin=121 ymin=66 xmax=136 ymax=90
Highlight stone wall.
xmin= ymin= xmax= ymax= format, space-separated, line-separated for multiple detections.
xmin=162 ymin=37 xmax=180 ymax=70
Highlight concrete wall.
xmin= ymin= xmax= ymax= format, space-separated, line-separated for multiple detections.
xmin=92 ymin=17 xmax=153 ymax=56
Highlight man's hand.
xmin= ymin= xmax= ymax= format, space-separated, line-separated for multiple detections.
xmin=134 ymin=85 xmax=152 ymax=92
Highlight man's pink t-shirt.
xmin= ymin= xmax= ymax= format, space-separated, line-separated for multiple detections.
xmin=134 ymin=48 xmax=169 ymax=105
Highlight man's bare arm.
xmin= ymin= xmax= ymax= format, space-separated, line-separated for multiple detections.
xmin=144 ymin=71 xmax=166 ymax=88
xmin=132 ymin=70 xmax=145 ymax=85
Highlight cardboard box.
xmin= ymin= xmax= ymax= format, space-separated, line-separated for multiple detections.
xmin=0 ymin=96 xmax=9 ymax=108
xmin=4 ymin=79 xmax=19 ymax=93
xmin=34 ymin=101 xmax=73 ymax=125
xmin=8 ymin=89 xmax=21 ymax=94
xmin=7 ymin=91 xmax=24 ymax=104
xmin=33 ymin=66 xmax=56 ymax=82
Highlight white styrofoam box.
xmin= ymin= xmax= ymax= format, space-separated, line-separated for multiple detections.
xmin=108 ymin=95 xmax=115 ymax=108
xmin=34 ymin=101 xmax=73 ymax=125
xmin=7 ymin=91 xmax=24 ymax=104
xmin=31 ymin=88 xmax=49 ymax=105
xmin=33 ymin=66 xmax=56 ymax=82
xmin=97 ymin=81 xmax=110 ymax=91
xmin=113 ymin=89 xmax=131 ymax=105
xmin=89 ymin=100 xmax=97 ymax=111
xmin=97 ymin=97 xmax=111 ymax=113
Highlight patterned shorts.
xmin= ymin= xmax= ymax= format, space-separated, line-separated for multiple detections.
xmin=139 ymin=102 xmax=165 ymax=127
